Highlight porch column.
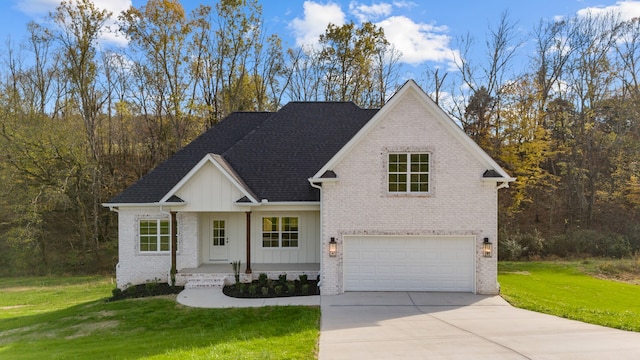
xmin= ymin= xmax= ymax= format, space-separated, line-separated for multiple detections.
xmin=245 ymin=211 xmax=252 ymax=274
xmin=170 ymin=211 xmax=178 ymax=286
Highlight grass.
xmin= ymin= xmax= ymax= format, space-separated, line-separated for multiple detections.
xmin=0 ymin=276 xmax=320 ymax=359
xmin=499 ymin=260 xmax=640 ymax=332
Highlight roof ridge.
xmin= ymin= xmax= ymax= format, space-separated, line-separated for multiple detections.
xmin=221 ymin=110 xmax=280 ymax=157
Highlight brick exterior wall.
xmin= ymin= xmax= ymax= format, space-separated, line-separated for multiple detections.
xmin=115 ymin=208 xmax=198 ymax=289
xmin=320 ymin=91 xmax=500 ymax=295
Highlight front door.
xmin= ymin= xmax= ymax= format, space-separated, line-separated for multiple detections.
xmin=209 ymin=219 xmax=228 ymax=261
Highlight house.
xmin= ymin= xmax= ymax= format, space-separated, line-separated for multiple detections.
xmin=104 ymin=80 xmax=514 ymax=295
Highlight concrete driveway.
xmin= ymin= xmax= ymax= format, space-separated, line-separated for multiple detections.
xmin=320 ymin=292 xmax=640 ymax=359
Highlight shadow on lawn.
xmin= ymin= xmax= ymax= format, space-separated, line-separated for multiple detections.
xmin=0 ymin=296 xmax=320 ymax=359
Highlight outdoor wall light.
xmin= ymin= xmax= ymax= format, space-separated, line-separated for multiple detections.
xmin=483 ymin=237 xmax=493 ymax=258
xmin=329 ymin=237 xmax=337 ymax=257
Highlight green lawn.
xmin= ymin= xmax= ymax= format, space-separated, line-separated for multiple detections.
xmin=0 ymin=277 xmax=320 ymax=359
xmin=499 ymin=261 xmax=640 ymax=332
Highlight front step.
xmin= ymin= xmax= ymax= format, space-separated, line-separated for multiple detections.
xmin=181 ymin=273 xmax=229 ymax=288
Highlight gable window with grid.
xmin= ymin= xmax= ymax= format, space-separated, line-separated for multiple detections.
xmin=388 ymin=153 xmax=430 ymax=193
xmin=262 ymin=217 xmax=299 ymax=248
xmin=139 ymin=219 xmax=174 ymax=252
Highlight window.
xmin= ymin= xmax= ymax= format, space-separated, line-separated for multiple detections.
xmin=262 ymin=217 xmax=299 ymax=248
xmin=139 ymin=219 xmax=171 ymax=252
xmin=388 ymin=153 xmax=429 ymax=193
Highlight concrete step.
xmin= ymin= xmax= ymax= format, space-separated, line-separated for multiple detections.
xmin=185 ymin=278 xmax=226 ymax=288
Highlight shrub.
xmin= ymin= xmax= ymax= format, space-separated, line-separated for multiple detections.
xmin=301 ymin=284 xmax=310 ymax=295
xmin=231 ymin=260 xmax=241 ymax=284
xmin=126 ymin=285 xmax=138 ymax=296
xmin=261 ymin=286 xmax=269 ymax=296
xmin=499 ymin=230 xmax=544 ymax=260
xmin=258 ymin=273 xmax=268 ymax=285
xmin=145 ymin=281 xmax=158 ymax=295
xmin=248 ymin=285 xmax=257 ymax=296
xmin=299 ymin=274 xmax=308 ymax=283
xmin=287 ymin=283 xmax=296 ymax=294
xmin=278 ymin=274 xmax=287 ymax=285
xmin=544 ymin=230 xmax=632 ymax=258
xmin=499 ymin=236 xmax=524 ymax=260
xmin=112 ymin=288 xmax=122 ymax=299
xmin=274 ymin=285 xmax=283 ymax=295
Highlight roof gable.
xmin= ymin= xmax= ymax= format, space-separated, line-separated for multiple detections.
xmin=312 ymin=80 xmax=514 ymax=182
xmin=161 ymin=153 xmax=258 ymax=205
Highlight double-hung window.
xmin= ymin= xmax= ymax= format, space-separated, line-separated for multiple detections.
xmin=262 ymin=217 xmax=299 ymax=248
xmin=388 ymin=153 xmax=430 ymax=193
xmin=139 ymin=219 xmax=171 ymax=252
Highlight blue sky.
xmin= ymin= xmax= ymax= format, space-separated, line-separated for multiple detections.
xmin=2 ymin=0 xmax=640 ymax=77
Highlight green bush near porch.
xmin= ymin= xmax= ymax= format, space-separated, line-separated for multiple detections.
xmin=0 ymin=276 xmax=320 ymax=359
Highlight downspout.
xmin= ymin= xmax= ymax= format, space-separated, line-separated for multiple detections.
xmin=309 ymin=181 xmax=323 ymax=288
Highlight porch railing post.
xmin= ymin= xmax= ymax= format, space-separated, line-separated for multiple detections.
xmin=170 ymin=211 xmax=177 ymax=286
xmin=245 ymin=211 xmax=252 ymax=274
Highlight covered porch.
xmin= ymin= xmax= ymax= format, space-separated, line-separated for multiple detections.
xmin=175 ymin=263 xmax=320 ymax=288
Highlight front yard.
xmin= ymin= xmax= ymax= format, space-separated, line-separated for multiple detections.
xmin=499 ymin=260 xmax=640 ymax=332
xmin=0 ymin=277 xmax=319 ymax=359
xmin=2 ymin=259 xmax=639 ymax=359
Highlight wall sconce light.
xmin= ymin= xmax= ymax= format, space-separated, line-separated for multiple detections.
xmin=483 ymin=237 xmax=493 ymax=258
xmin=329 ymin=237 xmax=337 ymax=257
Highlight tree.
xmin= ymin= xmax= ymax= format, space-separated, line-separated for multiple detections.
xmin=120 ymin=0 xmax=195 ymax=151
xmin=317 ymin=21 xmax=395 ymax=107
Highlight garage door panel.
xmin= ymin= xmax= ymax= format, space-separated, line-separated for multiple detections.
xmin=344 ymin=236 xmax=474 ymax=292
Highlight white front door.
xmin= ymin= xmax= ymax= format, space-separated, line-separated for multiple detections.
xmin=209 ymin=219 xmax=228 ymax=261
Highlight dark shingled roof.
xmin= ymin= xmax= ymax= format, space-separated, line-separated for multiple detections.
xmin=108 ymin=102 xmax=378 ymax=204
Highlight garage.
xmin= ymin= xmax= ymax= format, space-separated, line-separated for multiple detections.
xmin=343 ymin=235 xmax=475 ymax=292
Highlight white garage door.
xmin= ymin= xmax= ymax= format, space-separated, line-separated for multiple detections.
xmin=344 ymin=235 xmax=475 ymax=292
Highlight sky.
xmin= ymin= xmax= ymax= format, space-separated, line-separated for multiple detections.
xmin=2 ymin=0 xmax=640 ymax=79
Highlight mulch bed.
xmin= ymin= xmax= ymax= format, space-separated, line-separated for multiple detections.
xmin=223 ymin=279 xmax=320 ymax=298
xmin=109 ymin=283 xmax=184 ymax=301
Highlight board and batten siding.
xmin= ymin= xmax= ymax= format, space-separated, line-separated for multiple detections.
xmin=174 ymin=161 xmax=247 ymax=212
xmin=251 ymin=211 xmax=321 ymax=264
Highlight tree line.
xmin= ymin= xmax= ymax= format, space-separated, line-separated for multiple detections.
xmin=423 ymin=11 xmax=640 ymax=259
xmin=0 ymin=0 xmax=638 ymax=275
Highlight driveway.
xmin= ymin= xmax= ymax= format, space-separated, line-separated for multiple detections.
xmin=320 ymin=292 xmax=640 ymax=359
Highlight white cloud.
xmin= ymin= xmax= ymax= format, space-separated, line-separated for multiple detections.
xmin=16 ymin=0 xmax=132 ymax=47
xmin=289 ymin=1 xmax=456 ymax=66
xmin=349 ymin=1 xmax=392 ymax=23
xmin=290 ymin=1 xmax=346 ymax=47
xmin=576 ymin=0 xmax=640 ymax=21
xmin=376 ymin=16 xmax=457 ymax=65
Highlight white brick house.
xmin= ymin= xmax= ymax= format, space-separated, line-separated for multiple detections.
xmin=104 ymin=80 xmax=514 ymax=294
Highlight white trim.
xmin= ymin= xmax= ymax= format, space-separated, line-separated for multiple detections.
xmin=311 ymin=80 xmax=514 ymax=182
xmin=102 ymin=202 xmax=186 ymax=208
xmin=159 ymin=153 xmax=258 ymax=204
